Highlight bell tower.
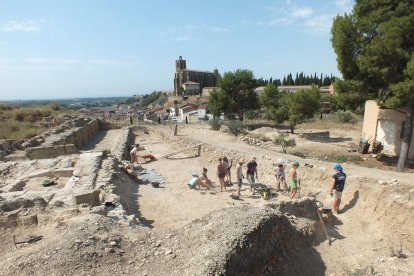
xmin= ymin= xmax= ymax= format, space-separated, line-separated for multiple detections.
xmin=175 ymin=56 xmax=186 ymax=72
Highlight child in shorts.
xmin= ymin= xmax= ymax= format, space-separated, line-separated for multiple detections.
xmin=275 ymin=164 xmax=288 ymax=191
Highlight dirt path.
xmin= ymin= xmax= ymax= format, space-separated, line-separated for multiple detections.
xmin=82 ymin=129 xmax=124 ymax=152
xmin=136 ymin=124 xmax=414 ymax=274
xmin=135 ymin=131 xmax=275 ymax=229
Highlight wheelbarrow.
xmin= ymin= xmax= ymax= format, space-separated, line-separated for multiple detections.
xmin=251 ymin=183 xmax=271 ymax=200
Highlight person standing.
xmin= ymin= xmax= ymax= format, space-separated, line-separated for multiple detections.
xmin=289 ymin=161 xmax=300 ymax=199
xmin=130 ymin=144 xmax=139 ymax=164
xmin=246 ymin=157 xmax=258 ymax=194
xmin=222 ymin=156 xmax=233 ymax=185
xmin=217 ymin=158 xmax=227 ymax=192
xmin=330 ymin=164 xmax=346 ymax=214
xmin=275 ymin=163 xmax=288 ymax=191
xmin=236 ymin=159 xmax=244 ymax=196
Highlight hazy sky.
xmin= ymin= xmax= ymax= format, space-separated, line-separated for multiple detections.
xmin=0 ymin=0 xmax=354 ymax=100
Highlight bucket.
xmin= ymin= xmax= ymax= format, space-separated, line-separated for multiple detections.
xmin=261 ymin=188 xmax=271 ymax=200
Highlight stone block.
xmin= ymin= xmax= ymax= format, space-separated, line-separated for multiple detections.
xmin=72 ymin=189 xmax=100 ymax=207
xmin=17 ymin=215 xmax=38 ymax=226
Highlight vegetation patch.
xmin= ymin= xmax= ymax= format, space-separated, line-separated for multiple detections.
xmin=226 ymin=120 xmax=244 ymax=136
xmin=209 ymin=118 xmax=222 ymax=131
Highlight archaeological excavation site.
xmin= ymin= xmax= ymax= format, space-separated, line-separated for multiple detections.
xmin=1 ymin=115 xmax=413 ymax=276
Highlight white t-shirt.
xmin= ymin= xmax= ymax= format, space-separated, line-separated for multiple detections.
xmin=130 ymin=147 xmax=137 ymax=156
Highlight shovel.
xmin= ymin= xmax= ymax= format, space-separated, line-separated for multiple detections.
xmin=317 ymin=208 xmax=332 ymax=245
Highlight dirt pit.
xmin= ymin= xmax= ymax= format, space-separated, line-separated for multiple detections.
xmin=0 ymin=123 xmax=413 ymax=276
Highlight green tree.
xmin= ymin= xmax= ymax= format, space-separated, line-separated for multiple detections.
xmin=208 ymin=89 xmax=233 ymax=118
xmin=273 ymin=133 xmax=296 ymax=154
xmin=331 ymin=0 xmax=414 ymax=171
xmin=283 ymin=87 xmax=321 ymax=133
xmin=142 ymin=91 xmax=162 ymax=107
xmin=259 ymin=83 xmax=281 ymax=120
xmin=219 ymin=69 xmax=258 ymax=120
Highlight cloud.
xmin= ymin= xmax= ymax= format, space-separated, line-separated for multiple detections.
xmin=335 ymin=0 xmax=353 ymax=12
xmin=165 ymin=24 xmax=229 ymax=35
xmin=167 ymin=36 xmax=200 ymax=42
xmin=204 ymin=25 xmax=229 ymax=33
xmin=292 ymin=6 xmax=314 ymax=18
xmin=25 ymin=58 xmax=80 ymax=65
xmin=1 ymin=19 xmax=46 ymax=32
xmin=305 ymin=14 xmax=333 ymax=32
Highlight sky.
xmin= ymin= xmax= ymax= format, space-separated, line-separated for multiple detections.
xmin=0 ymin=0 xmax=354 ymax=100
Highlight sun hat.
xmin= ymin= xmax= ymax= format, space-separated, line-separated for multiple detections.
xmin=293 ymin=161 xmax=299 ymax=167
xmin=334 ymin=163 xmax=343 ymax=172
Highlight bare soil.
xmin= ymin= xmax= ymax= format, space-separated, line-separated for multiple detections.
xmin=0 ymin=120 xmax=413 ymax=276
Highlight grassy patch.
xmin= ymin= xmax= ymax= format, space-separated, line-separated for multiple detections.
xmin=0 ymin=120 xmax=45 ymax=139
xmin=0 ymin=104 xmax=58 ymax=140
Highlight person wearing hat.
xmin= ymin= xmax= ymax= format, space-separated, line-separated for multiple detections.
xmin=289 ymin=161 xmax=300 ymax=199
xmin=330 ymin=164 xmax=346 ymax=214
xmin=246 ymin=157 xmax=258 ymax=194
xmin=236 ymin=159 xmax=245 ymax=196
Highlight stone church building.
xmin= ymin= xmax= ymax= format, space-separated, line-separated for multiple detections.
xmin=173 ymin=56 xmax=218 ymax=96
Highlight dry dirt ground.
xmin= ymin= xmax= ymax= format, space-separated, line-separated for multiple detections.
xmin=1 ymin=121 xmax=413 ymax=276
xmin=137 ymin=123 xmax=414 ymax=275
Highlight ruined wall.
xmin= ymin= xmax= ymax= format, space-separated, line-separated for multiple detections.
xmin=26 ymin=144 xmax=78 ymax=159
xmin=23 ymin=119 xmax=126 ymax=159
xmin=59 ymin=119 xmax=100 ymax=149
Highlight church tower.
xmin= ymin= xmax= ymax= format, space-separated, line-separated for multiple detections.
xmin=175 ymin=56 xmax=186 ymax=72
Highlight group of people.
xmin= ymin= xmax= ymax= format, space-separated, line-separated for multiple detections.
xmin=213 ymin=156 xmax=347 ymax=214
xmin=132 ymin=142 xmax=347 ymax=215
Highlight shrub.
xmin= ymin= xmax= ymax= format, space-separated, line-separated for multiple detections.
xmin=273 ymin=133 xmax=296 ymax=154
xmin=227 ymin=120 xmax=244 ymax=136
xmin=0 ymin=120 xmax=44 ymax=140
xmin=14 ymin=111 xmax=25 ymax=121
xmin=50 ymin=102 xmax=61 ymax=111
xmin=334 ymin=110 xmax=356 ymax=124
xmin=244 ymin=110 xmax=258 ymax=120
xmin=226 ymin=113 xmax=236 ymax=120
xmin=209 ymin=118 xmax=222 ymax=131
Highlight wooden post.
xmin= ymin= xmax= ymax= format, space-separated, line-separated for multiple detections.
xmin=197 ymin=145 xmax=201 ymax=156
xmin=174 ymin=124 xmax=178 ymax=136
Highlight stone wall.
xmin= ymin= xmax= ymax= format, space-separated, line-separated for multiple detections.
xmin=26 ymin=144 xmax=78 ymax=159
xmin=56 ymin=119 xmax=100 ymax=149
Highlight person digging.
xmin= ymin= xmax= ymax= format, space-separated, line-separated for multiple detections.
xmin=330 ymin=164 xmax=346 ymax=214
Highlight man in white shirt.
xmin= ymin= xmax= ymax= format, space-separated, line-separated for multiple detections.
xmin=130 ymin=143 xmax=139 ymax=164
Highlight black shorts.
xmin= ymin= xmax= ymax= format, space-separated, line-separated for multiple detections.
xmin=218 ymin=172 xmax=226 ymax=179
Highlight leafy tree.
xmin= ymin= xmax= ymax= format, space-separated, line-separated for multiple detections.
xmin=283 ymin=87 xmax=320 ymax=133
xmin=259 ymin=84 xmax=281 ymax=120
xmin=142 ymin=91 xmax=162 ymax=107
xmin=244 ymin=109 xmax=258 ymax=120
xmin=273 ymin=133 xmax=296 ymax=154
xmin=208 ymin=89 xmax=233 ymax=118
xmin=331 ymin=0 xmax=414 ymax=171
xmin=219 ymin=69 xmax=258 ymax=120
